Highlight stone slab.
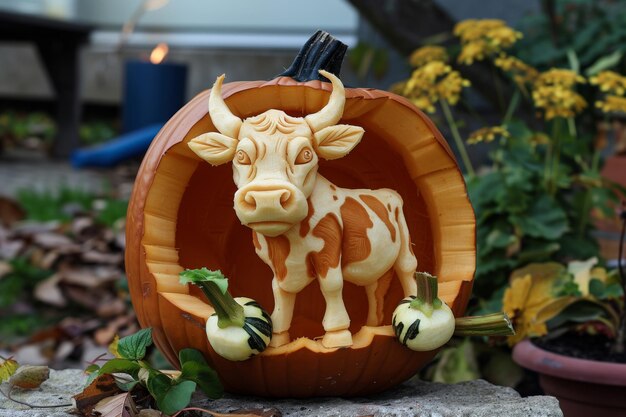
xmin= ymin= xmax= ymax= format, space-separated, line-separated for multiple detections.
xmin=199 ymin=377 xmax=563 ymax=417
xmin=0 ymin=369 xmax=86 ymax=417
xmin=0 ymin=369 xmax=562 ymax=417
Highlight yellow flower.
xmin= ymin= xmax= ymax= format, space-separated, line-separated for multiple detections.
xmin=488 ymin=26 xmax=523 ymax=48
xmin=402 ymin=61 xmax=470 ymax=112
xmin=389 ymin=80 xmax=407 ymax=95
xmin=495 ymin=54 xmax=538 ymax=87
xmin=467 ymin=126 xmax=510 ymax=144
xmin=410 ymin=96 xmax=437 ymax=113
xmin=532 ymin=69 xmax=587 ymax=120
xmin=589 ymin=71 xmax=626 ymax=96
xmin=410 ymin=46 xmax=449 ymax=67
xmin=596 ymin=95 xmax=626 ymax=114
xmin=457 ymin=40 xmax=488 ymax=65
xmin=437 ymin=72 xmax=471 ymax=106
xmin=454 ymin=19 xmax=522 ymax=64
xmin=503 ymin=263 xmax=576 ymax=346
xmin=536 ymin=69 xmax=585 ymax=87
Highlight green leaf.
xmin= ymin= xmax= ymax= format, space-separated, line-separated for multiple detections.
xmin=118 ymin=328 xmax=153 ymax=360
xmin=586 ymin=50 xmax=623 ymax=75
xmin=116 ymin=379 xmax=140 ymax=392
xmin=0 ymin=358 xmax=19 ymax=382
xmin=179 ymin=268 xmax=229 ymax=294
xmin=547 ymin=300 xmax=607 ymax=330
xmin=147 ymin=372 xmax=196 ymax=415
xmin=98 ymin=358 xmax=141 ymax=376
xmin=512 ymin=195 xmax=569 ymax=240
xmin=85 ymin=364 xmax=100 ymax=374
xmin=178 ymin=349 xmax=223 ymax=399
xmin=557 ymin=281 xmax=582 ymax=297
xmin=605 ymin=283 xmax=624 ymax=298
xmin=589 ymin=278 xmax=606 ymax=299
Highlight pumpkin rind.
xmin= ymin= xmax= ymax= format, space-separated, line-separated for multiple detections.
xmin=125 ymin=76 xmax=475 ymax=397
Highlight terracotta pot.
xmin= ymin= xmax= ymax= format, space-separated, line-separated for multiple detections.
xmin=513 ymin=339 xmax=626 ymax=417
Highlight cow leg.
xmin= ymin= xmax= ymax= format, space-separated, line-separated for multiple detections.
xmin=394 ymin=208 xmax=418 ymax=297
xmin=269 ymin=278 xmax=296 ymax=348
xmin=365 ymin=269 xmax=393 ymax=326
xmin=319 ymin=267 xmax=353 ymax=348
xmin=365 ymin=283 xmax=378 ymax=326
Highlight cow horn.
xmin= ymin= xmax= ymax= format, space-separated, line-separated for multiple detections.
xmin=305 ymin=70 xmax=346 ymax=132
xmin=208 ymin=74 xmax=242 ymax=138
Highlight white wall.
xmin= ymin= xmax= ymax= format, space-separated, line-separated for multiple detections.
xmin=76 ymin=0 xmax=358 ymax=34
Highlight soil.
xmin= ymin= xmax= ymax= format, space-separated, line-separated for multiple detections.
xmin=534 ymin=332 xmax=626 ymax=364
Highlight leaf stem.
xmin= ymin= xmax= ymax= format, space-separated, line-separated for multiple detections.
xmin=502 ymin=89 xmax=521 ymax=127
xmin=454 ymin=312 xmax=515 ymax=336
xmin=440 ymin=99 xmax=476 ymax=179
xmin=409 ymin=272 xmax=442 ymax=317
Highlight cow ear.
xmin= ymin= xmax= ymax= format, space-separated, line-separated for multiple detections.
xmin=188 ymin=132 xmax=238 ymax=165
xmin=313 ymin=124 xmax=364 ymax=160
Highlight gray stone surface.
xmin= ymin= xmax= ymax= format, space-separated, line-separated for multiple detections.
xmin=200 ymin=378 xmax=562 ymax=417
xmin=0 ymin=369 xmax=562 ymax=417
xmin=0 ymin=369 xmax=86 ymax=417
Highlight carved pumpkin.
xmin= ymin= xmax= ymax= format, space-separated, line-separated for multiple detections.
xmin=126 ymin=31 xmax=475 ymax=397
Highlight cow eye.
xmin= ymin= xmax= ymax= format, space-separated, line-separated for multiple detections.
xmin=235 ymin=150 xmax=251 ymax=165
xmin=295 ymin=147 xmax=314 ymax=164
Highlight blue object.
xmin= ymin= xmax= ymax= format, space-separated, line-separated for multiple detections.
xmin=71 ymin=123 xmax=163 ymax=168
xmin=122 ymin=60 xmax=188 ymax=132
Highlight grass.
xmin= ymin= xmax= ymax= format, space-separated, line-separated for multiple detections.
xmin=16 ymin=185 xmax=127 ymax=227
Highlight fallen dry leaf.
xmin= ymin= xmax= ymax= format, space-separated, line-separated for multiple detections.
xmin=93 ymin=392 xmax=138 ymax=417
xmin=73 ymin=373 xmax=122 ymax=416
xmin=61 ymin=266 xmax=121 ymax=288
xmin=33 ymin=232 xmax=75 ymax=249
xmin=82 ymin=250 xmax=123 ymax=265
xmin=137 ymin=409 xmax=162 ymax=417
xmin=34 ymin=273 xmax=67 ymax=307
xmin=96 ymin=298 xmax=126 ymax=318
xmin=9 ymin=365 xmax=50 ymax=389
xmin=0 ymin=260 xmax=12 ymax=278
xmin=0 ymin=196 xmax=25 ymax=227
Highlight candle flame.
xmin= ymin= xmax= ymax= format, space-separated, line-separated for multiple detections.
xmin=150 ymin=43 xmax=169 ymax=64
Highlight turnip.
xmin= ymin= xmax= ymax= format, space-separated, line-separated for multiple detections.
xmin=179 ymin=268 xmax=272 ymax=361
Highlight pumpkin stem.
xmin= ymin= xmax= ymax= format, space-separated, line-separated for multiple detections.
xmin=409 ymin=272 xmax=442 ymax=317
xmin=179 ymin=268 xmax=245 ymax=329
xmin=279 ymin=30 xmax=347 ymax=82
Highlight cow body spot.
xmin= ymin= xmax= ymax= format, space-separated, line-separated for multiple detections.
xmin=265 ymin=235 xmax=290 ymax=281
xmin=360 ymin=194 xmax=396 ymax=242
xmin=340 ymin=197 xmax=373 ymax=266
xmin=310 ymin=213 xmax=342 ymax=278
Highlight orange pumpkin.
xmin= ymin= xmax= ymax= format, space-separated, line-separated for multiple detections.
xmin=125 ymin=32 xmax=475 ymax=397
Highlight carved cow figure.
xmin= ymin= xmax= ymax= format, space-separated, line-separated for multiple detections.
xmin=188 ymin=70 xmax=418 ymax=348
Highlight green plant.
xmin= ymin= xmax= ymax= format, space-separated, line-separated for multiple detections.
xmin=86 ymin=328 xmax=223 ymax=415
xmin=501 ymin=209 xmax=625 ymax=353
xmin=16 ymin=186 xmax=127 ymax=227
xmin=396 ymin=18 xmax=626 ymax=303
xmin=79 ymin=121 xmax=117 ymax=146
xmin=0 ymin=258 xmax=52 ymax=308
xmin=516 ymin=0 xmax=626 ymax=76
xmin=0 ymin=111 xmax=56 ymax=147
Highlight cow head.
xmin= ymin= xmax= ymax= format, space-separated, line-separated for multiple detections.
xmin=188 ymin=70 xmax=364 ymax=237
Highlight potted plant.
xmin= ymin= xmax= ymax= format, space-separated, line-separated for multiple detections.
xmin=505 ymin=207 xmax=626 ymax=417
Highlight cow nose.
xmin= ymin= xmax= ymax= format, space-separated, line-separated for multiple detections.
xmin=242 ymin=188 xmax=295 ymax=212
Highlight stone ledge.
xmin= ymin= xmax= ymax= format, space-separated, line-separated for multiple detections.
xmin=0 ymin=369 xmax=563 ymax=417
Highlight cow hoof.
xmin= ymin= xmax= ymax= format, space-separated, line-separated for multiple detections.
xmin=321 ymin=330 xmax=353 ymax=348
xmin=269 ymin=331 xmax=290 ymax=347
